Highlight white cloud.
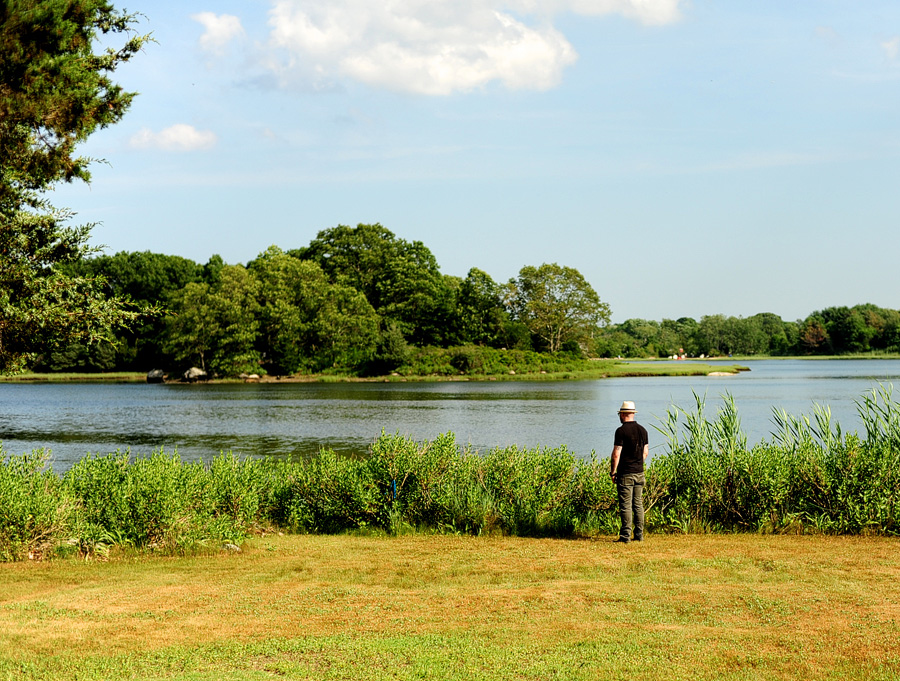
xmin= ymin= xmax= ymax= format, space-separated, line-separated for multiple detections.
xmin=262 ymin=0 xmax=682 ymax=95
xmin=130 ymin=124 xmax=218 ymax=151
xmin=882 ymin=36 xmax=899 ymax=60
xmin=535 ymin=0 xmax=682 ymax=25
xmin=193 ymin=12 xmax=245 ymax=54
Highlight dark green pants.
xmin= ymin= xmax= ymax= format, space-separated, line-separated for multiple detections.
xmin=616 ymin=473 xmax=645 ymax=541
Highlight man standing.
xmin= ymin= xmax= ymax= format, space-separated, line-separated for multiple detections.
xmin=610 ymin=401 xmax=648 ymax=543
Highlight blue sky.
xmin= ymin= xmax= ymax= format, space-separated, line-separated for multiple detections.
xmin=53 ymin=0 xmax=900 ymax=323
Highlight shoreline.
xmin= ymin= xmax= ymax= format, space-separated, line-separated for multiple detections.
xmin=0 ymin=361 xmax=751 ymax=384
xmin=5 ymin=353 xmax=897 ymax=384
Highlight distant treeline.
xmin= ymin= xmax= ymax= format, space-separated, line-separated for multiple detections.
xmin=41 ymin=223 xmax=900 ymax=376
xmin=598 ymin=306 xmax=900 ymax=359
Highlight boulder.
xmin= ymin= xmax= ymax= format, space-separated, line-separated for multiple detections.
xmin=183 ymin=366 xmax=208 ymax=382
xmin=146 ymin=369 xmax=165 ymax=383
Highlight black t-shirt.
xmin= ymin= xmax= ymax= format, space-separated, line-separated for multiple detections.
xmin=613 ymin=421 xmax=648 ymax=475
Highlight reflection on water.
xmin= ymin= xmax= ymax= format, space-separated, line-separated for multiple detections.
xmin=1 ymin=359 xmax=898 ymax=472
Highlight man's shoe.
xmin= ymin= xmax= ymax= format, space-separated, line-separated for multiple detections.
xmin=633 ymin=537 xmax=643 ymax=542
xmin=614 ymin=537 xmax=630 ymax=543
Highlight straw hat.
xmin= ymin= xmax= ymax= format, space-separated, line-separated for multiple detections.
xmin=618 ymin=401 xmax=637 ymax=413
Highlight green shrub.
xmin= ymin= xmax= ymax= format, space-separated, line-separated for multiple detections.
xmin=276 ymin=450 xmax=383 ymax=533
xmin=63 ymin=452 xmax=134 ymax=540
xmin=208 ymin=453 xmax=267 ymax=537
xmin=368 ymin=431 xmax=471 ymax=531
xmin=396 ymin=346 xmax=595 ymax=377
xmin=479 ymin=444 xmax=581 ymax=536
xmin=0 ymin=448 xmax=70 ymax=561
xmin=64 ymin=450 xmax=247 ymax=552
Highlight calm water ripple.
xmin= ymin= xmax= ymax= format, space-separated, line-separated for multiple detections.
xmin=1 ymin=359 xmax=898 ymax=472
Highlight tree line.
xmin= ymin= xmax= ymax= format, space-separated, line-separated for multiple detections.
xmin=37 ymin=224 xmax=900 ymax=377
xmin=598 ymin=305 xmax=900 ymax=359
xmin=47 ymin=223 xmax=609 ymax=376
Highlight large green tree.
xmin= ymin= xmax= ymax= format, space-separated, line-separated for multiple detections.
xmin=65 ymin=251 xmax=205 ymax=307
xmin=293 ymin=223 xmax=453 ymax=346
xmin=0 ymin=0 xmax=148 ymax=373
xmin=505 ymin=263 xmax=610 ymax=353
xmin=164 ymin=265 xmax=261 ymax=376
xmin=61 ymin=251 xmax=205 ymax=369
xmin=454 ymin=267 xmax=509 ymax=347
xmin=250 ymin=246 xmax=379 ymax=374
xmin=818 ymin=306 xmax=877 ymax=354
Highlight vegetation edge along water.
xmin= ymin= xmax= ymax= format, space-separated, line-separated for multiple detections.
xmin=1 ymin=387 xmax=897 ymax=563
xmin=0 ymin=358 xmax=747 ymax=383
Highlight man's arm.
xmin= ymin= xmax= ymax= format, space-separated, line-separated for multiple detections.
xmin=643 ymin=444 xmax=649 ymax=461
xmin=610 ymin=445 xmax=622 ymax=480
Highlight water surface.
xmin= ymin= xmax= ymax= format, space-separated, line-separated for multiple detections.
xmin=1 ymin=359 xmax=898 ymax=471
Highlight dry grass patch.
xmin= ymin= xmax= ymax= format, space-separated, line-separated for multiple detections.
xmin=1 ymin=534 xmax=899 ymax=679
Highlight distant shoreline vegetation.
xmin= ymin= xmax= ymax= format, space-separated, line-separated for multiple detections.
xmin=0 ymin=352 xmax=749 ymax=383
xmin=23 ymin=224 xmax=900 ymax=380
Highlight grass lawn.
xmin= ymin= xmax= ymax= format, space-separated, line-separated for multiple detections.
xmin=1 ymin=534 xmax=898 ymax=680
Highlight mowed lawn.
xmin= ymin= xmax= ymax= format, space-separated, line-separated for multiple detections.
xmin=1 ymin=534 xmax=898 ymax=680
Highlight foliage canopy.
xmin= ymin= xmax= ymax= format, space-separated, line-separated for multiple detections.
xmin=505 ymin=263 xmax=611 ymax=353
xmin=0 ymin=0 xmax=148 ymax=373
xmin=293 ymin=223 xmax=454 ymax=346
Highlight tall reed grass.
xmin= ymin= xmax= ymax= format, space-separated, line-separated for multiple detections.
xmin=1 ymin=386 xmax=897 ymax=560
xmin=652 ymin=385 xmax=900 ymax=534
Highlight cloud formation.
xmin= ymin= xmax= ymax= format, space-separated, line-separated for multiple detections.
xmin=260 ymin=0 xmax=682 ymax=95
xmin=193 ymin=12 xmax=245 ymax=55
xmin=540 ymin=0 xmax=681 ymax=24
xmin=882 ymin=36 xmax=899 ymax=60
xmin=130 ymin=125 xmax=218 ymax=151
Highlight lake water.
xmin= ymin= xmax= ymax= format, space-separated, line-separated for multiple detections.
xmin=1 ymin=359 xmax=899 ymax=472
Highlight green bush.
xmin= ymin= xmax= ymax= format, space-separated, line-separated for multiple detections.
xmin=62 ymin=450 xmax=270 ymax=552
xmin=480 ymin=444 xmax=579 ymax=536
xmin=369 ymin=431 xmax=470 ymax=531
xmin=366 ymin=433 xmax=612 ymax=536
xmin=208 ymin=453 xmax=267 ymax=537
xmin=63 ymin=452 xmax=134 ymax=541
xmin=64 ymin=451 xmax=209 ymax=550
xmin=396 ymin=346 xmax=594 ymax=377
xmin=274 ymin=450 xmax=383 ymax=533
xmin=0 ymin=448 xmax=69 ymax=561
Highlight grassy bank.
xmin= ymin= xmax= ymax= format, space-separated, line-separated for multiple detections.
xmin=353 ymin=360 xmax=745 ymax=382
xmin=1 ymin=533 xmax=898 ymax=680
xmin=0 ymin=359 xmax=745 ymax=384
xmin=0 ymin=372 xmax=147 ymax=383
xmin=3 ymin=350 xmax=895 ymax=384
